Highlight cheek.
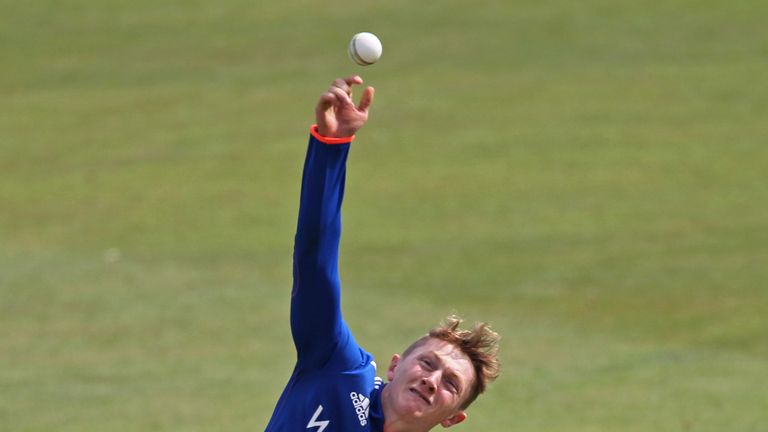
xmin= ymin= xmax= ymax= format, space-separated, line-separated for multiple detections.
xmin=437 ymin=389 xmax=460 ymax=408
xmin=402 ymin=364 xmax=423 ymax=379
xmin=395 ymin=366 xmax=421 ymax=389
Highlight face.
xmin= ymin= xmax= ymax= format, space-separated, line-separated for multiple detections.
xmin=384 ymin=338 xmax=475 ymax=429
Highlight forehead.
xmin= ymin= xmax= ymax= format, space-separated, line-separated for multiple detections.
xmin=410 ymin=339 xmax=475 ymax=379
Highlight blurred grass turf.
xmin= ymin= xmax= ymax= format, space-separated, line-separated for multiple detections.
xmin=1 ymin=0 xmax=767 ymax=430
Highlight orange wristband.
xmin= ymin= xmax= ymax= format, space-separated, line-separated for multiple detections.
xmin=310 ymin=124 xmax=355 ymax=144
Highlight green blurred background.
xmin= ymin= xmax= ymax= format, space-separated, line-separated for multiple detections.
xmin=1 ymin=0 xmax=767 ymax=430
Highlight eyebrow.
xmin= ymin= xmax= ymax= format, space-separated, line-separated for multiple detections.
xmin=424 ymin=351 xmax=465 ymax=393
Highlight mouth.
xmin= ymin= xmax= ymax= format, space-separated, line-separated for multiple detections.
xmin=409 ymin=388 xmax=431 ymax=406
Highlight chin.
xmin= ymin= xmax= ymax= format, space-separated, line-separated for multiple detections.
xmin=398 ymin=393 xmax=431 ymax=418
xmin=399 ymin=401 xmax=425 ymax=417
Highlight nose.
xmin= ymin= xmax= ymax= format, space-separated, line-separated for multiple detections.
xmin=421 ymin=376 xmax=437 ymax=394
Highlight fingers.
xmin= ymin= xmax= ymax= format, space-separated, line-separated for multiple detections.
xmin=329 ymin=87 xmax=353 ymax=106
xmin=316 ymin=92 xmax=337 ymax=112
xmin=316 ymin=87 xmax=353 ymax=113
xmin=357 ymin=86 xmax=374 ymax=112
xmin=331 ymin=75 xmax=363 ymax=96
xmin=344 ymin=75 xmax=364 ymax=86
xmin=317 ymin=77 xmax=371 ymax=118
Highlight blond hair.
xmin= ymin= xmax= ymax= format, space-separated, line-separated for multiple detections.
xmin=402 ymin=315 xmax=500 ymax=409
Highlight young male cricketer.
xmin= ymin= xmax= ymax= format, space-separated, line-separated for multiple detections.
xmin=265 ymin=76 xmax=500 ymax=432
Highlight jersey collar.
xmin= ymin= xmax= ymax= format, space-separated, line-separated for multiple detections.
xmin=369 ymin=383 xmax=386 ymax=431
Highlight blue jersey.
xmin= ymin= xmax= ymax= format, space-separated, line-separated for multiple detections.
xmin=265 ymin=127 xmax=386 ymax=432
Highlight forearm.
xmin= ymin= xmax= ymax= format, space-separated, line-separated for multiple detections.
xmin=294 ymin=126 xmax=352 ymax=243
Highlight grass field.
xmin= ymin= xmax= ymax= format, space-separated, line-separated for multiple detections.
xmin=2 ymin=0 xmax=767 ymax=430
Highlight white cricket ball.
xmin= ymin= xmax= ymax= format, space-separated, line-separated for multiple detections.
xmin=348 ymin=32 xmax=382 ymax=66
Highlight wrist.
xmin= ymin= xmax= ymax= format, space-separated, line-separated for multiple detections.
xmin=316 ymin=124 xmax=356 ymax=139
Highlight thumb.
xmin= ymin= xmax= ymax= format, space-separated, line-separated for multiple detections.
xmin=357 ymin=86 xmax=375 ymax=112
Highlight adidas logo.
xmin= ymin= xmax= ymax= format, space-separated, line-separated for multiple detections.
xmin=349 ymin=392 xmax=370 ymax=426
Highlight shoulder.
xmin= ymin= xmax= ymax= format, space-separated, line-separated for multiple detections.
xmin=316 ymin=329 xmax=375 ymax=372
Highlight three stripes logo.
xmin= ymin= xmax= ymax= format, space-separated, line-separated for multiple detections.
xmin=349 ymin=392 xmax=370 ymax=426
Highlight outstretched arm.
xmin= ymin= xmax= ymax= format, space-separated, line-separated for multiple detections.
xmin=291 ymin=76 xmax=374 ymax=369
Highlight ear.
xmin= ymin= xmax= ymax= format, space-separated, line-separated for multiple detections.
xmin=440 ymin=411 xmax=467 ymax=428
xmin=386 ymin=354 xmax=401 ymax=381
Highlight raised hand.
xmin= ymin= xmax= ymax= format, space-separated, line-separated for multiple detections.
xmin=315 ymin=76 xmax=375 ymax=138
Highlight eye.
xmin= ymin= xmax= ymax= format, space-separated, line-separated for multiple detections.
xmin=420 ymin=358 xmax=434 ymax=369
xmin=445 ymin=379 xmax=458 ymax=393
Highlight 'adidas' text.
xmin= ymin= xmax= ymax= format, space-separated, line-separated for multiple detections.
xmin=349 ymin=392 xmax=370 ymax=426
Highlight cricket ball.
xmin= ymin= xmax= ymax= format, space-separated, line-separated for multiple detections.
xmin=348 ymin=32 xmax=382 ymax=66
